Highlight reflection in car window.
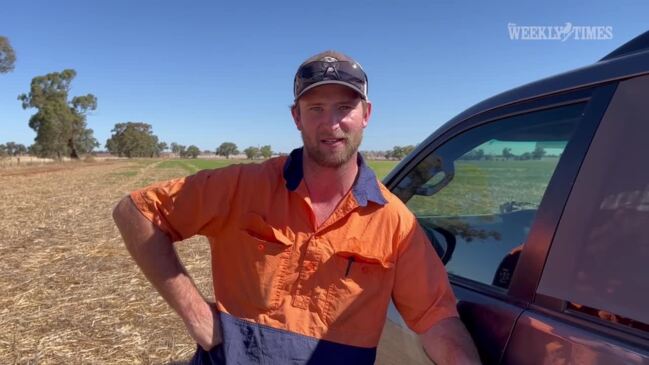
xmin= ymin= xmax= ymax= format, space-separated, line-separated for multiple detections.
xmin=394 ymin=103 xmax=586 ymax=289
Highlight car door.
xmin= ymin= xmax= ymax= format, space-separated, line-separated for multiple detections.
xmin=376 ymin=84 xmax=616 ymax=364
xmin=502 ymin=74 xmax=649 ymax=364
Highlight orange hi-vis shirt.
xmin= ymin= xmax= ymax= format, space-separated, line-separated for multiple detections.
xmin=130 ymin=148 xmax=458 ymax=364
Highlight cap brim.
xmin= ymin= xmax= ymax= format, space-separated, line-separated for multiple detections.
xmin=295 ymin=80 xmax=367 ymax=101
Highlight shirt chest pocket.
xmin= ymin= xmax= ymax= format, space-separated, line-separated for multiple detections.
xmin=240 ymin=213 xmax=294 ymax=310
xmin=320 ymin=238 xmax=395 ymax=333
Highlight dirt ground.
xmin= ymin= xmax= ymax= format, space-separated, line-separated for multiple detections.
xmin=0 ymin=160 xmax=213 ymax=364
xmin=0 ymin=159 xmax=430 ymax=365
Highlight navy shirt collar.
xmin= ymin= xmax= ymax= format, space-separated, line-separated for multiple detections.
xmin=283 ymin=147 xmax=388 ymax=207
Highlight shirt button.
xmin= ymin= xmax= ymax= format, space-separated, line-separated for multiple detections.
xmin=257 ymin=243 xmax=264 ymax=250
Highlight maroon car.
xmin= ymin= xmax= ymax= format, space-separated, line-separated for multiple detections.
xmin=377 ymin=31 xmax=649 ymax=364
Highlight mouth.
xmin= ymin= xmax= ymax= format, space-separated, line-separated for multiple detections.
xmin=320 ymin=137 xmax=346 ymax=145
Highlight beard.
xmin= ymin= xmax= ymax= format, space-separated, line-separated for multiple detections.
xmin=301 ymin=129 xmax=363 ymax=168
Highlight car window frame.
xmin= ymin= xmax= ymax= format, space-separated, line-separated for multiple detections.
xmin=385 ymin=83 xmax=618 ymax=305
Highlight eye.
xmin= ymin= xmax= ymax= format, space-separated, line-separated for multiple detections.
xmin=339 ymin=105 xmax=352 ymax=112
xmin=309 ymin=106 xmax=324 ymax=112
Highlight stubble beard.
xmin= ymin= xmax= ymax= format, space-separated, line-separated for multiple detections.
xmin=301 ymin=130 xmax=363 ymax=168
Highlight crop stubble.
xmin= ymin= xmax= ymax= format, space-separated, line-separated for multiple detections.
xmin=0 ymin=160 xmax=212 ymax=364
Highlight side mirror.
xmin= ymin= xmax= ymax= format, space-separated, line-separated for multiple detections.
xmin=414 ymin=155 xmax=455 ymax=197
xmin=392 ymin=154 xmax=455 ymax=203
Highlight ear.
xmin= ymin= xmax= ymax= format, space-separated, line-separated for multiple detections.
xmin=291 ymin=104 xmax=303 ymax=131
xmin=361 ymin=101 xmax=372 ymax=128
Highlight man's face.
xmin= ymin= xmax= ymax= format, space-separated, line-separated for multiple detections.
xmin=292 ymin=84 xmax=372 ymax=168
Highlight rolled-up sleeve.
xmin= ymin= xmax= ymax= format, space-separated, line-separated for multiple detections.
xmin=129 ymin=164 xmax=242 ymax=242
xmin=392 ymin=217 xmax=459 ymax=334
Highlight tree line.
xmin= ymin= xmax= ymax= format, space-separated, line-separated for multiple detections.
xmin=104 ymin=123 xmax=276 ymax=160
xmin=2 ymin=35 xmax=415 ymax=162
xmin=3 ymin=36 xmax=276 ymax=161
xmin=459 ymin=146 xmax=550 ymax=161
xmin=0 ymin=142 xmax=27 ymax=157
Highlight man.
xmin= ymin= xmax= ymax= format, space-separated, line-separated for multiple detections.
xmin=113 ymin=50 xmax=481 ymax=364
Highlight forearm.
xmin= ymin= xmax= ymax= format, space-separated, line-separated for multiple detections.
xmin=112 ymin=196 xmax=211 ymax=325
xmin=419 ymin=317 xmax=482 ymax=365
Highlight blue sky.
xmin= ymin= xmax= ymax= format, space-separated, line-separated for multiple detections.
xmin=1 ymin=0 xmax=647 ymax=153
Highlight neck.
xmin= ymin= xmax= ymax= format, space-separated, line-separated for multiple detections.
xmin=302 ymin=150 xmax=359 ymax=204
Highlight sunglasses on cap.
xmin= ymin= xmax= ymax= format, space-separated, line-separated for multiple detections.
xmin=293 ymin=60 xmax=368 ymax=100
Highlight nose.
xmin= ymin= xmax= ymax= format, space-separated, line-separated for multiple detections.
xmin=323 ymin=109 xmax=342 ymax=130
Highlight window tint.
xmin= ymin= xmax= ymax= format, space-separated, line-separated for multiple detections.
xmin=538 ymin=75 xmax=649 ymax=329
xmin=394 ymin=103 xmax=586 ymax=289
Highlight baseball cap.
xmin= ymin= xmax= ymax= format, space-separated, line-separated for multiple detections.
xmin=293 ymin=50 xmax=368 ymax=101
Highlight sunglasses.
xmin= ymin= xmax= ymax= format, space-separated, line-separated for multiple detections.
xmin=294 ymin=60 xmax=368 ymax=99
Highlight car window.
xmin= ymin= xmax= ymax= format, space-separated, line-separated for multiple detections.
xmin=393 ymin=102 xmax=587 ymax=289
xmin=538 ymin=75 xmax=649 ymax=331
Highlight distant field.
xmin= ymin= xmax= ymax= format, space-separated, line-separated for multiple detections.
xmin=406 ymin=159 xmax=559 ymax=216
xmin=157 ymin=158 xmax=400 ymax=180
xmin=367 ymin=160 xmax=400 ymax=180
xmin=157 ymin=159 xmax=256 ymax=174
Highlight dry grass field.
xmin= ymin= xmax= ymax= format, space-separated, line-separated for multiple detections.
xmin=0 ymin=160 xmax=214 ymax=364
